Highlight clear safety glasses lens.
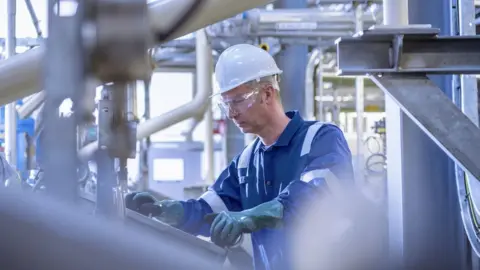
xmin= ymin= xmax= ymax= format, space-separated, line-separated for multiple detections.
xmin=215 ymin=90 xmax=259 ymax=118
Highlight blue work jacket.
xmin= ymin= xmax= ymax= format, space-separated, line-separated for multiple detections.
xmin=178 ymin=111 xmax=354 ymax=270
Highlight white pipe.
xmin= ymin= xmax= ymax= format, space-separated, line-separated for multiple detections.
xmin=354 ymin=4 xmax=365 ymax=185
xmin=305 ymin=48 xmax=321 ymax=121
xmin=383 ymin=0 xmax=408 ymax=264
xmin=0 ymin=47 xmax=44 ymax=106
xmin=137 ymin=31 xmax=212 ymax=139
xmin=148 ymin=0 xmax=276 ymax=40
xmin=5 ymin=0 xmax=17 ymax=167
xmin=17 ymin=92 xmax=45 ymax=119
xmin=315 ymin=61 xmax=324 ymax=121
xmin=196 ymin=28 xmax=214 ymax=184
xmin=0 ymin=0 xmax=275 ymax=106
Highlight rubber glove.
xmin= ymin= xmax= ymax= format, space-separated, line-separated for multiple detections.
xmin=210 ymin=199 xmax=284 ymax=247
xmin=125 ymin=192 xmax=184 ymax=226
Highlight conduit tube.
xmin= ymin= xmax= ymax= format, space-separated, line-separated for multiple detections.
xmin=305 ymin=48 xmax=321 ymax=121
xmin=0 ymin=0 xmax=276 ymax=106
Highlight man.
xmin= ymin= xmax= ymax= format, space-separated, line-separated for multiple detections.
xmin=125 ymin=44 xmax=354 ymax=270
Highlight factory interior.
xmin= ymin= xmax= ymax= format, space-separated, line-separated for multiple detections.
xmin=0 ymin=0 xmax=480 ymax=269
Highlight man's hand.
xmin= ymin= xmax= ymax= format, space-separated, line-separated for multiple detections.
xmin=125 ymin=192 xmax=184 ymax=226
xmin=210 ymin=211 xmax=254 ymax=247
xmin=210 ymin=199 xmax=284 ymax=247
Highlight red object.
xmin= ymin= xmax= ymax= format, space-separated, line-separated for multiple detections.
xmin=213 ymin=119 xmax=226 ymax=134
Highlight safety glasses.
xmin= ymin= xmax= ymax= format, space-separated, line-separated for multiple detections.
xmin=214 ymin=89 xmax=261 ymax=118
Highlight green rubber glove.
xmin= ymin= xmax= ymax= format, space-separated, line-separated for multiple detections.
xmin=153 ymin=199 xmax=184 ymax=226
xmin=210 ymin=199 xmax=284 ymax=247
xmin=125 ymin=192 xmax=184 ymax=226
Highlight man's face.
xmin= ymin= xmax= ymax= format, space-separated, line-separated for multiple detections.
xmin=218 ymin=84 xmax=267 ymax=133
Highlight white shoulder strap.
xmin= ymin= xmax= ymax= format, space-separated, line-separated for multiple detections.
xmin=300 ymin=122 xmax=324 ymax=157
xmin=238 ymin=139 xmax=257 ymax=169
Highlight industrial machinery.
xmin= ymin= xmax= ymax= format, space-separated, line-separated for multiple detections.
xmin=1 ymin=0 xmax=480 ymax=269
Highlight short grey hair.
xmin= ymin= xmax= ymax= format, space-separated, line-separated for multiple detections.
xmin=245 ymin=75 xmax=280 ymax=92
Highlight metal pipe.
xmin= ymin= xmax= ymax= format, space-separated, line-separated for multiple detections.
xmin=17 ymin=91 xmax=45 ymax=119
xmin=354 ymin=4 xmax=365 ymax=184
xmin=315 ymin=59 xmax=324 ymax=121
xmin=5 ymin=0 xmax=17 ymax=167
xmin=305 ymin=48 xmax=322 ymax=120
xmin=126 ymin=82 xmax=138 ymax=121
xmin=24 ymin=0 xmax=43 ymax=37
xmin=383 ymin=0 xmax=408 ymax=264
xmin=0 ymin=0 xmax=274 ymax=107
xmin=198 ymin=28 xmax=215 ymax=184
xmin=0 ymin=47 xmax=43 ymax=106
xmin=148 ymin=0 xmax=276 ymax=40
xmin=246 ymin=9 xmax=378 ymax=25
xmin=0 ymin=189 xmax=223 ymax=270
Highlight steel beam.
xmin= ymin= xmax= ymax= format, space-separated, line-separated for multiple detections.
xmin=370 ymin=74 xmax=480 ymax=192
xmin=336 ymin=26 xmax=480 ymax=75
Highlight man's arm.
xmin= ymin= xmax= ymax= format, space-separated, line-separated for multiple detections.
xmin=277 ymin=124 xmax=354 ymax=224
xmin=208 ymin=124 xmax=353 ymax=246
xmin=177 ymin=157 xmax=243 ymax=236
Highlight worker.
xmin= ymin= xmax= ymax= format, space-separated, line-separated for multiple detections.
xmin=125 ymin=44 xmax=354 ymax=270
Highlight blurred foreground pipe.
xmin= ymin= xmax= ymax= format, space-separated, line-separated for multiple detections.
xmin=0 ymin=0 xmax=275 ymax=106
xmin=0 ymin=189 xmax=223 ymax=270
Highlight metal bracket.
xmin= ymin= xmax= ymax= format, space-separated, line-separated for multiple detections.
xmin=336 ymin=26 xmax=480 ymax=190
xmin=371 ymin=74 xmax=480 ymax=183
xmin=336 ymin=25 xmax=480 ymax=74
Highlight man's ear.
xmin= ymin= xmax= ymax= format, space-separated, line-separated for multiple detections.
xmin=263 ymin=86 xmax=276 ymax=104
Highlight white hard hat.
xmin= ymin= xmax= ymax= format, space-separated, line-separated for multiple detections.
xmin=214 ymin=44 xmax=283 ymax=94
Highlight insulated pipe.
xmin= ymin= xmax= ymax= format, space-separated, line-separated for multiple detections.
xmin=148 ymin=0 xmax=276 ymax=41
xmin=137 ymin=29 xmax=212 ymax=139
xmin=17 ymin=91 xmax=45 ymax=119
xmin=383 ymin=0 xmax=408 ymax=264
xmin=246 ymin=9 xmax=377 ymax=25
xmin=5 ymin=0 xmax=17 ymax=167
xmin=354 ymin=4 xmax=365 ymax=184
xmin=0 ymin=0 xmax=275 ymax=107
xmin=305 ymin=48 xmax=322 ymax=121
xmin=315 ymin=59 xmax=325 ymax=121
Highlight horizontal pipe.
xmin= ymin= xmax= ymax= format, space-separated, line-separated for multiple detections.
xmin=148 ymin=0 xmax=276 ymax=40
xmin=0 ymin=47 xmax=43 ymax=106
xmin=247 ymin=9 xmax=378 ymax=25
xmin=0 ymin=0 xmax=275 ymax=107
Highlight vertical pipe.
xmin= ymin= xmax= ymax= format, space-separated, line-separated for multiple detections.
xmin=354 ymin=3 xmax=365 ymax=185
xmin=24 ymin=0 xmax=43 ymax=37
xmin=5 ymin=0 xmax=17 ymax=168
xmin=43 ymin=0 xmax=84 ymax=201
xmin=126 ymin=82 xmax=137 ymax=121
xmin=305 ymin=49 xmax=321 ymax=121
xmin=332 ymin=88 xmax=340 ymax=125
xmin=382 ymin=0 xmax=408 ymax=266
xmin=274 ymin=0 xmax=308 ymax=116
xmin=315 ymin=56 xmax=324 ymax=121
xmin=453 ymin=0 xmax=479 ymax=265
xmin=196 ymin=29 xmax=214 ymax=184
